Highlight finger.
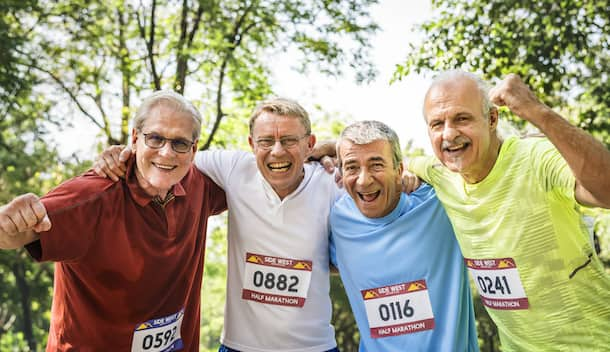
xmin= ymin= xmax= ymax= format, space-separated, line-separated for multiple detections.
xmin=0 ymin=212 xmax=18 ymax=234
xmin=93 ymin=165 xmax=109 ymax=179
xmin=321 ymin=156 xmax=336 ymax=174
xmin=119 ymin=147 xmax=132 ymax=164
xmin=101 ymin=154 xmax=121 ymax=181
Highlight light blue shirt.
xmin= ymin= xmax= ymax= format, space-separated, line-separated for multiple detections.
xmin=330 ymin=184 xmax=479 ymax=352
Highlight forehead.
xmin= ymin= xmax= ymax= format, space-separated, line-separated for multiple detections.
xmin=252 ymin=112 xmax=306 ymax=136
xmin=424 ymin=78 xmax=484 ymax=120
xmin=141 ymin=105 xmax=196 ymax=136
xmin=340 ymin=139 xmax=392 ymax=163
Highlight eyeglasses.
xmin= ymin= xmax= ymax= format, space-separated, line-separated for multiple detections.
xmin=141 ymin=132 xmax=195 ymax=153
xmin=254 ymin=135 xmax=309 ymax=150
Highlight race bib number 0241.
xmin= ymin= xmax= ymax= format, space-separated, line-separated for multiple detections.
xmin=131 ymin=309 xmax=184 ymax=352
xmin=465 ymin=257 xmax=529 ymax=310
xmin=362 ymin=280 xmax=435 ymax=338
xmin=242 ymin=252 xmax=313 ymax=307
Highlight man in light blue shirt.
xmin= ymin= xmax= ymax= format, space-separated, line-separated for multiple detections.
xmin=330 ymin=120 xmax=478 ymax=351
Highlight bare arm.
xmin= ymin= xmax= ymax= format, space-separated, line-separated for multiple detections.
xmin=489 ymin=74 xmax=610 ymax=208
xmin=0 ymin=194 xmax=51 ymax=249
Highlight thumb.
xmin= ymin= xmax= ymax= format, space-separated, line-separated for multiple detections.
xmin=33 ymin=214 xmax=52 ymax=233
xmin=119 ymin=147 xmax=133 ymax=163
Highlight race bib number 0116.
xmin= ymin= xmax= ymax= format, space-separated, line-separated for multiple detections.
xmin=131 ymin=308 xmax=184 ymax=352
xmin=242 ymin=252 xmax=313 ymax=307
xmin=362 ymin=280 xmax=435 ymax=338
xmin=465 ymin=257 xmax=529 ymax=310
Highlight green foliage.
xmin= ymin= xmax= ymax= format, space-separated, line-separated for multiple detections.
xmin=200 ymin=218 xmax=228 ymax=351
xmin=396 ymin=0 xmax=610 ymax=146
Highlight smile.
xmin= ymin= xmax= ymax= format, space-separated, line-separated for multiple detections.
xmin=268 ymin=161 xmax=291 ymax=172
xmin=442 ymin=141 xmax=470 ymax=153
xmin=357 ymin=190 xmax=380 ymax=202
xmin=153 ymin=162 xmax=177 ymax=171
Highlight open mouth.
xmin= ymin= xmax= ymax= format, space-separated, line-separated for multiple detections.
xmin=443 ymin=142 xmax=470 ymax=154
xmin=358 ymin=190 xmax=380 ymax=202
xmin=268 ymin=161 xmax=291 ymax=172
xmin=153 ymin=162 xmax=177 ymax=171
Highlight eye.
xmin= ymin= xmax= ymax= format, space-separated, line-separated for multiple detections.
xmin=172 ymin=138 xmax=192 ymax=152
xmin=371 ymin=163 xmax=385 ymax=171
xmin=145 ymin=133 xmax=165 ymax=146
xmin=280 ymin=137 xmax=300 ymax=147
xmin=256 ymin=139 xmax=274 ymax=148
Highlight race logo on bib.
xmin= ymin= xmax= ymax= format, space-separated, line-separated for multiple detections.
xmin=242 ymin=252 xmax=313 ymax=307
xmin=465 ymin=257 xmax=529 ymax=310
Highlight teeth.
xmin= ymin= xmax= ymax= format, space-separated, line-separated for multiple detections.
xmin=268 ymin=162 xmax=291 ymax=170
xmin=445 ymin=144 xmax=465 ymax=152
xmin=154 ymin=163 xmax=175 ymax=170
xmin=358 ymin=191 xmax=379 ymax=202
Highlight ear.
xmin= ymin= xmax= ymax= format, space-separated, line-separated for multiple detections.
xmin=489 ymin=107 xmax=499 ymax=131
xmin=131 ymin=129 xmax=138 ymax=152
xmin=396 ymin=161 xmax=404 ymax=184
xmin=307 ymin=134 xmax=316 ymax=151
xmin=248 ymin=135 xmax=255 ymax=151
xmin=189 ymin=139 xmax=198 ymax=161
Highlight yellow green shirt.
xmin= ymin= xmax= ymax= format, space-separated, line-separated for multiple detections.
xmin=409 ymin=136 xmax=610 ymax=352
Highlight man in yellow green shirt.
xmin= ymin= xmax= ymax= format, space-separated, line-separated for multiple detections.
xmin=408 ymin=71 xmax=610 ymax=351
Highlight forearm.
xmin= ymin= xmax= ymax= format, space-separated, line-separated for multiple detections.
xmin=531 ymin=106 xmax=610 ymax=207
xmin=0 ymin=230 xmax=40 ymax=250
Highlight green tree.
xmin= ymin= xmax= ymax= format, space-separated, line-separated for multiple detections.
xmin=395 ymin=0 xmax=610 ymax=145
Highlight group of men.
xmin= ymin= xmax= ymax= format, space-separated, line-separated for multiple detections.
xmin=0 ymin=71 xmax=609 ymax=351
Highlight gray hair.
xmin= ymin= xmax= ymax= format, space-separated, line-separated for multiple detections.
xmin=425 ymin=70 xmax=493 ymax=119
xmin=133 ymin=90 xmax=202 ymax=141
xmin=338 ymin=120 xmax=402 ymax=170
xmin=249 ymin=97 xmax=311 ymax=136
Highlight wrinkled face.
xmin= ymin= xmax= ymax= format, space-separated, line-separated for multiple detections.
xmin=424 ymin=78 xmax=499 ymax=183
xmin=132 ymin=104 xmax=197 ymax=198
xmin=248 ymin=112 xmax=315 ymax=199
xmin=339 ymin=139 xmax=403 ymax=218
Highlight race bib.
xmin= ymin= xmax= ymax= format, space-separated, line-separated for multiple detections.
xmin=362 ymin=280 xmax=435 ymax=338
xmin=465 ymin=257 xmax=529 ymax=310
xmin=131 ymin=308 xmax=184 ymax=352
xmin=242 ymin=252 xmax=313 ymax=307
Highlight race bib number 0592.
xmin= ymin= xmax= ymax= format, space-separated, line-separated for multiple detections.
xmin=242 ymin=252 xmax=313 ymax=307
xmin=131 ymin=308 xmax=184 ymax=352
xmin=465 ymin=257 xmax=529 ymax=310
xmin=362 ymin=280 xmax=435 ymax=338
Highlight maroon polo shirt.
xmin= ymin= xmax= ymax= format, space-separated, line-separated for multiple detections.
xmin=26 ymin=157 xmax=226 ymax=351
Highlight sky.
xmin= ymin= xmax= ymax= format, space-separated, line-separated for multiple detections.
xmin=56 ymin=0 xmax=434 ymax=158
xmin=271 ymin=0 xmax=434 ymax=153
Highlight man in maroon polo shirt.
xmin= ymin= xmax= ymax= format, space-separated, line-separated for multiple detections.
xmin=0 ymin=91 xmax=227 ymax=351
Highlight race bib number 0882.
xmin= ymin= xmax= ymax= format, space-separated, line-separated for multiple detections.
xmin=242 ymin=253 xmax=313 ymax=307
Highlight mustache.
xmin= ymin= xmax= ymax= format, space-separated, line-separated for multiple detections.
xmin=441 ymin=136 xmax=470 ymax=150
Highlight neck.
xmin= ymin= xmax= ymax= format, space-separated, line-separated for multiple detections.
xmin=462 ymin=136 xmax=503 ymax=184
xmin=135 ymin=166 xmax=170 ymax=199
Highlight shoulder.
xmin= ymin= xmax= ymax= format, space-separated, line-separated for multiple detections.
xmin=41 ymin=169 xmax=121 ymax=214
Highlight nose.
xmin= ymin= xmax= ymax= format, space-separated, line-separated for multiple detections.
xmin=442 ymin=121 xmax=459 ymax=141
xmin=270 ymin=140 xmax=286 ymax=155
xmin=356 ymin=168 xmax=372 ymax=186
xmin=157 ymin=142 xmax=176 ymax=156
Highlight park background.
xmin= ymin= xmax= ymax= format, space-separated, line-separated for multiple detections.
xmin=1 ymin=0 xmax=609 ymax=351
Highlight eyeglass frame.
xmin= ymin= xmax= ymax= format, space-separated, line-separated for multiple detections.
xmin=253 ymin=134 xmax=310 ymax=150
xmin=140 ymin=132 xmax=195 ymax=153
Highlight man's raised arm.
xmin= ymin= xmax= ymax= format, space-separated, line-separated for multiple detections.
xmin=489 ymin=74 xmax=610 ymax=208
